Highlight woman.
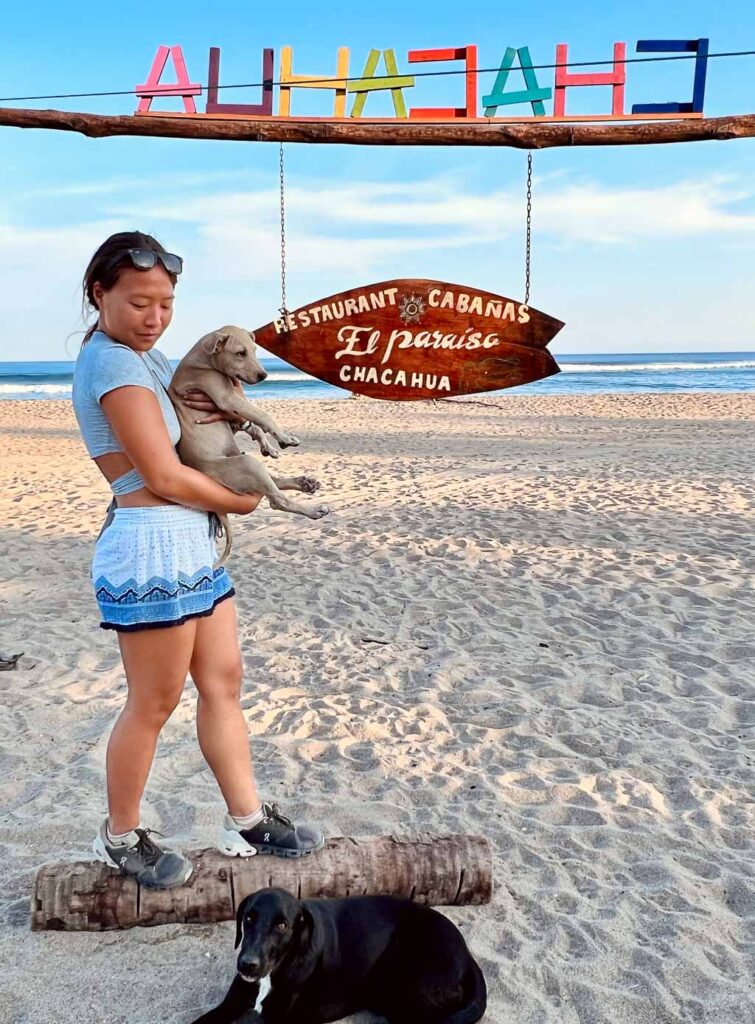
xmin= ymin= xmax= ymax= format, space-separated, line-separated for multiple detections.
xmin=72 ymin=231 xmax=323 ymax=889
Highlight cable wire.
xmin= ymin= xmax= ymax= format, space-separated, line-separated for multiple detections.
xmin=0 ymin=48 xmax=752 ymax=104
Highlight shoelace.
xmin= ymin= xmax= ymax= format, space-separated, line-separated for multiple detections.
xmin=131 ymin=828 xmax=165 ymax=866
xmin=263 ymin=802 xmax=294 ymax=828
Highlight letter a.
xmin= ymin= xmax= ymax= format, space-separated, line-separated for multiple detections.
xmin=135 ymin=45 xmax=202 ymax=114
xmin=349 ymin=49 xmax=415 ymax=118
xmin=483 ymin=47 xmax=552 ymax=117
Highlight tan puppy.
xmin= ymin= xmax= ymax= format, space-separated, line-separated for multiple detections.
xmin=168 ymin=326 xmax=329 ymax=566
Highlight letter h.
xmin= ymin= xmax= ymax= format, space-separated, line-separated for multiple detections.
xmin=553 ymin=42 xmax=626 ymax=117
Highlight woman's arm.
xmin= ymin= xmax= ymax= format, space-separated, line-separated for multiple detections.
xmin=180 ymin=381 xmax=247 ymax=428
xmin=100 ymin=386 xmax=262 ymax=515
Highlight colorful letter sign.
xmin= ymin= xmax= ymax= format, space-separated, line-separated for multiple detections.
xmin=136 ymin=36 xmax=711 ymax=122
xmin=251 ymin=280 xmax=563 ymax=400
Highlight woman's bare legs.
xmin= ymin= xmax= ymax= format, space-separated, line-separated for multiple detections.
xmin=189 ymin=596 xmax=260 ymax=817
xmin=108 ymin=618 xmax=199 ymax=834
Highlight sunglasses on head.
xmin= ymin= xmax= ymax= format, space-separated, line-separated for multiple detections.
xmin=115 ymin=248 xmax=184 ymax=275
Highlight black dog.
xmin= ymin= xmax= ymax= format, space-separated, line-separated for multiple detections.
xmin=191 ymin=887 xmax=487 ymax=1023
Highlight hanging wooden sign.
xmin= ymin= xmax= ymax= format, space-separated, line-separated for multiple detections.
xmin=252 ymin=279 xmax=563 ymax=400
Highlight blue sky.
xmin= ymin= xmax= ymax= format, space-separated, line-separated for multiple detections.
xmin=1 ymin=0 xmax=754 ymax=360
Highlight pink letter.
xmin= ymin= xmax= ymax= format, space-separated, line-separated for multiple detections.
xmin=135 ymin=45 xmax=202 ymax=114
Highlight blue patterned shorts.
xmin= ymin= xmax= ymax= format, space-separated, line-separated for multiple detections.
xmin=92 ymin=504 xmax=235 ymax=632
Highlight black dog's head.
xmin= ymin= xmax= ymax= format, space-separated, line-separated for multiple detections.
xmin=235 ymin=888 xmax=313 ymax=984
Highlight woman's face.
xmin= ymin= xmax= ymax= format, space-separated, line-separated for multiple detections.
xmin=92 ymin=265 xmax=175 ymax=353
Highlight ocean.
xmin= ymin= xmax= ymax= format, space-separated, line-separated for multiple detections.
xmin=1 ymin=351 xmax=754 ymax=400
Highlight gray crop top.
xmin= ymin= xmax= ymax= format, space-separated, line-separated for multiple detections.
xmin=72 ymin=329 xmax=181 ymax=496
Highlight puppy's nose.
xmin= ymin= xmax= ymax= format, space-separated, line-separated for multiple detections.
xmin=256 ymin=371 xmax=268 ymax=383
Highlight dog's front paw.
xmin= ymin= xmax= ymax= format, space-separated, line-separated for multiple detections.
xmin=297 ymin=476 xmax=321 ymax=494
xmin=259 ymin=437 xmax=282 ymax=459
xmin=309 ymin=504 xmax=330 ymax=520
xmin=276 ymin=432 xmax=300 ymax=448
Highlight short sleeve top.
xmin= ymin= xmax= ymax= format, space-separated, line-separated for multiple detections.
xmin=72 ymin=329 xmax=181 ymax=458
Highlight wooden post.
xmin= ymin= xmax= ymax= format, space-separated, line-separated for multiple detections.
xmin=3 ymin=106 xmax=752 ymax=147
xmin=30 ymin=834 xmax=493 ymax=932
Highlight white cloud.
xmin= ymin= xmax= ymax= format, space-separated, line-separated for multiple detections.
xmin=1 ymin=169 xmax=754 ymax=359
xmin=95 ymin=170 xmax=755 ymax=264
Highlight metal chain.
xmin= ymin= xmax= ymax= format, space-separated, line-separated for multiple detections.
xmin=524 ymin=151 xmax=532 ymax=306
xmin=279 ymin=142 xmax=288 ymax=320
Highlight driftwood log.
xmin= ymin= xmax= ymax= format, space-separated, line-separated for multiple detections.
xmin=31 ymin=834 xmax=492 ymax=932
xmin=2 ymin=106 xmax=755 ymax=148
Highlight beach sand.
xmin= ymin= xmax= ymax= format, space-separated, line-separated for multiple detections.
xmin=0 ymin=393 xmax=753 ymax=1024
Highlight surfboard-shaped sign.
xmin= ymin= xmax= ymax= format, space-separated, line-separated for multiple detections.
xmin=253 ymin=279 xmax=563 ymax=400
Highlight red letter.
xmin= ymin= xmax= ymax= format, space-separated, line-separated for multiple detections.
xmin=554 ymin=42 xmax=625 ymax=117
xmin=408 ymin=46 xmax=477 ymax=119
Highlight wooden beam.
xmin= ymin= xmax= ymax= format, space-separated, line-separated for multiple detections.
xmin=30 ymin=834 xmax=493 ymax=932
xmin=2 ymin=105 xmax=755 ymax=147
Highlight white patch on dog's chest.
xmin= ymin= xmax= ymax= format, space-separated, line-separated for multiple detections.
xmin=254 ymin=975 xmax=272 ymax=1013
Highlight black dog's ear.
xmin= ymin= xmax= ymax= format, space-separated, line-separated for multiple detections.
xmin=235 ymin=897 xmax=250 ymax=949
xmin=294 ymin=904 xmax=314 ymax=948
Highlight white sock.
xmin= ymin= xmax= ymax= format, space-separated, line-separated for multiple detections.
xmin=106 ymin=822 xmax=141 ymax=846
xmin=228 ymin=804 xmax=265 ymax=830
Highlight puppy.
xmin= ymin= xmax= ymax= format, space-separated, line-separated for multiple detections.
xmin=191 ymin=887 xmax=486 ymax=1024
xmin=168 ymin=326 xmax=330 ymax=565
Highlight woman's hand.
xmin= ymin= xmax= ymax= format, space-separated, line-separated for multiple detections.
xmin=181 ymin=383 xmax=245 ymax=426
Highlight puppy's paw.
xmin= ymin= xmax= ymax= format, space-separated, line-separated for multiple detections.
xmin=309 ymin=504 xmax=330 ymax=520
xmin=259 ymin=438 xmax=282 ymax=459
xmin=276 ymin=432 xmax=300 ymax=448
xmin=297 ymin=476 xmax=321 ymax=493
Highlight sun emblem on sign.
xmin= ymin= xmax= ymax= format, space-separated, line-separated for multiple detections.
xmin=398 ymin=293 xmax=427 ymax=324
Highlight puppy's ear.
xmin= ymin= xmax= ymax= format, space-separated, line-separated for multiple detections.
xmin=201 ymin=331 xmax=230 ymax=356
xmin=246 ymin=330 xmax=257 ymax=346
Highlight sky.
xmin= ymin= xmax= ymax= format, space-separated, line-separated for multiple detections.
xmin=1 ymin=1 xmax=754 ymax=361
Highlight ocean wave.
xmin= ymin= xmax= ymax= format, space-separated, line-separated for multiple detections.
xmin=0 ymin=374 xmax=314 ymax=395
xmin=2 ymin=360 xmax=755 ymax=396
xmin=0 ymin=383 xmax=73 ymax=394
xmin=561 ymin=360 xmax=755 ymax=373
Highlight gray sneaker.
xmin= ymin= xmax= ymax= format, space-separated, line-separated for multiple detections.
xmin=92 ymin=820 xmax=193 ymax=889
xmin=218 ymin=802 xmax=325 ymax=858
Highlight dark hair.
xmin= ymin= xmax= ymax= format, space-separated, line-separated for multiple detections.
xmin=80 ymin=231 xmax=179 ymax=345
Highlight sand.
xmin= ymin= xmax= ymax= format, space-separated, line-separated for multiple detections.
xmin=0 ymin=393 xmax=753 ymax=1024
